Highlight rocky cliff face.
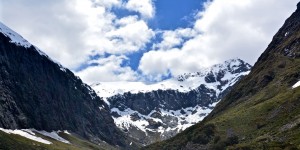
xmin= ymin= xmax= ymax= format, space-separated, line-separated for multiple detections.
xmin=92 ymin=59 xmax=251 ymax=145
xmin=109 ymin=59 xmax=251 ymax=114
xmin=0 ymin=22 xmax=135 ymax=149
xmin=145 ymin=2 xmax=300 ymax=150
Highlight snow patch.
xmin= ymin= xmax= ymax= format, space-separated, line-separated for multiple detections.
xmin=111 ymin=103 xmax=217 ymax=135
xmin=99 ymin=105 xmax=105 ymax=111
xmin=292 ymin=81 xmax=300 ymax=89
xmin=33 ymin=130 xmax=70 ymax=144
xmin=0 ymin=22 xmax=68 ymax=74
xmin=0 ymin=128 xmax=52 ymax=144
xmin=285 ymin=32 xmax=289 ymax=37
xmin=0 ymin=22 xmax=31 ymax=48
xmin=112 ymin=108 xmax=150 ymax=133
xmin=0 ymin=128 xmax=71 ymax=144
xmin=63 ymin=130 xmax=71 ymax=135
xmin=60 ymin=67 xmax=67 ymax=72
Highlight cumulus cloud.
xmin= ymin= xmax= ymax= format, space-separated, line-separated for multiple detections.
xmin=1 ymin=0 xmax=298 ymax=83
xmin=76 ymin=55 xmax=138 ymax=84
xmin=92 ymin=0 xmax=123 ymax=8
xmin=1 ymin=0 xmax=154 ymax=70
xmin=154 ymin=28 xmax=197 ymax=50
xmin=138 ymin=0 xmax=298 ymax=80
xmin=125 ymin=0 xmax=155 ymax=19
xmin=106 ymin=16 xmax=155 ymax=53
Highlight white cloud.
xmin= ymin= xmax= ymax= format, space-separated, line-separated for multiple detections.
xmin=92 ymin=0 xmax=123 ymax=8
xmin=154 ymin=28 xmax=197 ymax=50
xmin=105 ymin=16 xmax=155 ymax=53
xmin=1 ymin=0 xmax=299 ymax=83
xmin=0 ymin=1 xmax=2 ymax=20
xmin=76 ymin=55 xmax=138 ymax=84
xmin=125 ymin=0 xmax=155 ymax=19
xmin=139 ymin=47 xmax=214 ymax=81
xmin=138 ymin=0 xmax=298 ymax=80
xmin=0 ymin=0 xmax=154 ymax=70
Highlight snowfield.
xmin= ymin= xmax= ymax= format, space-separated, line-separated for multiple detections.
xmin=0 ymin=128 xmax=70 ymax=145
xmin=91 ymin=58 xmax=251 ymax=143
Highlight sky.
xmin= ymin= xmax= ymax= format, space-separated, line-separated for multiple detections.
xmin=0 ymin=0 xmax=299 ymax=84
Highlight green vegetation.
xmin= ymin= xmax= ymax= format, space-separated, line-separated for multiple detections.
xmin=0 ymin=131 xmax=112 ymax=150
xmin=145 ymin=55 xmax=300 ymax=150
xmin=144 ymin=7 xmax=300 ymax=150
xmin=145 ymin=59 xmax=300 ymax=150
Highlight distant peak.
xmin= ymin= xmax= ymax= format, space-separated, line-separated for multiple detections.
xmin=176 ymin=58 xmax=251 ymax=82
xmin=215 ymin=58 xmax=251 ymax=69
xmin=224 ymin=58 xmax=244 ymax=64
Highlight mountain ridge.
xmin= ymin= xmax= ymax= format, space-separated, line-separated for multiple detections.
xmin=145 ymin=2 xmax=300 ymax=149
xmin=90 ymin=59 xmax=251 ymax=145
xmin=0 ymin=21 xmax=137 ymax=149
xmin=92 ymin=58 xmax=251 ymax=100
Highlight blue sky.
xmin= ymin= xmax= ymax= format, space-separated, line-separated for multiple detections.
xmin=76 ymin=0 xmax=208 ymax=80
xmin=1 ymin=0 xmax=298 ymax=84
xmin=78 ymin=0 xmax=207 ymax=73
xmin=150 ymin=0 xmax=205 ymax=30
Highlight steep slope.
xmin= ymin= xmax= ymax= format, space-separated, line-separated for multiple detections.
xmin=0 ymin=22 xmax=136 ymax=149
xmin=91 ymin=59 xmax=251 ymax=145
xmin=0 ymin=129 xmax=110 ymax=150
xmin=145 ymin=2 xmax=300 ymax=150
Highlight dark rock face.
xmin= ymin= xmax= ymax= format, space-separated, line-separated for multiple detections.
xmin=109 ymin=86 xmax=218 ymax=116
xmin=212 ymin=3 xmax=300 ymax=115
xmin=108 ymin=60 xmax=251 ymax=116
xmin=106 ymin=59 xmax=251 ymax=145
xmin=130 ymin=113 xmax=141 ymax=121
xmin=146 ymin=119 xmax=163 ymax=129
xmin=259 ymin=4 xmax=300 ymax=62
xmin=0 ymin=33 xmax=130 ymax=147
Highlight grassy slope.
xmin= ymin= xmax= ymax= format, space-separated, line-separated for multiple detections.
xmin=144 ymin=4 xmax=300 ymax=150
xmin=0 ymin=130 xmax=117 ymax=150
xmin=144 ymin=60 xmax=300 ymax=150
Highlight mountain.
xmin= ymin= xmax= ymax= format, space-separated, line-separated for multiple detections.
xmin=91 ymin=59 xmax=251 ymax=145
xmin=0 ymin=22 xmax=137 ymax=149
xmin=145 ymin=2 xmax=300 ymax=150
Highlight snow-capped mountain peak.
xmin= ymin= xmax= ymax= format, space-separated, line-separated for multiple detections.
xmin=177 ymin=58 xmax=251 ymax=82
xmin=92 ymin=58 xmax=251 ymax=100
xmin=91 ymin=58 xmax=252 ymax=145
